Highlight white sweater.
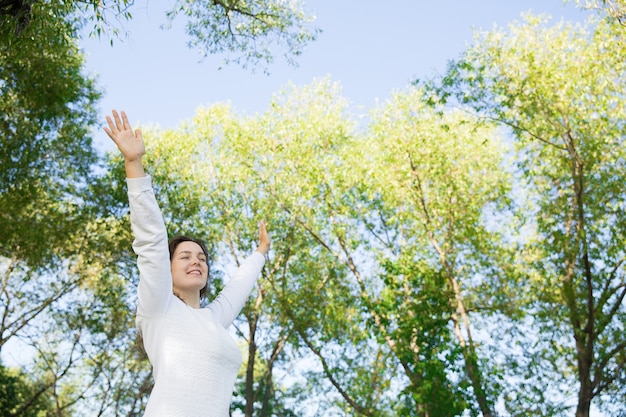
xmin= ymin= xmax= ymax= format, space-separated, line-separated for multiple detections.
xmin=127 ymin=176 xmax=265 ymax=417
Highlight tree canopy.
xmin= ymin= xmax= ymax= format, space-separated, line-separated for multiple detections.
xmin=1 ymin=2 xmax=625 ymax=417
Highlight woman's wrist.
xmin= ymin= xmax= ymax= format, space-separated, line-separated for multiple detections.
xmin=255 ymin=245 xmax=270 ymax=256
xmin=124 ymin=157 xmax=146 ymax=178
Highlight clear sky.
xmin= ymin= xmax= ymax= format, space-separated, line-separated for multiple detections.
xmin=80 ymin=0 xmax=591 ymax=151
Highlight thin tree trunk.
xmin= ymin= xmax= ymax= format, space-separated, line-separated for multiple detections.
xmin=448 ymin=276 xmax=493 ymax=417
xmin=575 ymin=355 xmax=592 ymax=417
xmin=244 ymin=313 xmax=258 ymax=417
xmin=566 ymin=137 xmax=594 ymax=417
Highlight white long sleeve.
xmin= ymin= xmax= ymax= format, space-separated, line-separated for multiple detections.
xmin=127 ymin=175 xmax=172 ymax=317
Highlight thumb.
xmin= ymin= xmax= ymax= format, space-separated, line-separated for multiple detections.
xmin=135 ymin=129 xmax=143 ymax=139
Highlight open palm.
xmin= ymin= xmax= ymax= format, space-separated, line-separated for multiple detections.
xmin=104 ymin=110 xmax=145 ymax=162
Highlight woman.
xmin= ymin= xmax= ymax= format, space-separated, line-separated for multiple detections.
xmin=105 ymin=109 xmax=270 ymax=416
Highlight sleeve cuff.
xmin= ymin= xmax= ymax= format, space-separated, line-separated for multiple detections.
xmin=250 ymin=250 xmax=266 ymax=265
xmin=126 ymin=175 xmax=152 ymax=193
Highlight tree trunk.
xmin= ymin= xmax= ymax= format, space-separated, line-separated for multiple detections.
xmin=449 ymin=281 xmax=493 ymax=417
xmin=567 ymin=140 xmax=594 ymax=417
xmin=244 ymin=313 xmax=258 ymax=417
xmin=575 ymin=355 xmax=592 ymax=417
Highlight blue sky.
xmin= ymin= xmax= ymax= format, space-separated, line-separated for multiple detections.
xmin=81 ymin=1 xmax=590 ymax=150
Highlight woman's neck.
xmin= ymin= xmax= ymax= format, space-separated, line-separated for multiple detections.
xmin=173 ymin=290 xmax=201 ymax=308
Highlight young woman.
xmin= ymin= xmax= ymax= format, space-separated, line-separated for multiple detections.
xmin=105 ymin=109 xmax=270 ymax=416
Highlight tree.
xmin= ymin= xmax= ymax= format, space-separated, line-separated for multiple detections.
xmin=601 ymin=0 xmax=626 ymax=24
xmin=0 ymin=8 xmax=111 ymax=411
xmin=1 ymin=0 xmax=317 ymax=71
xmin=437 ymin=13 xmax=626 ymax=417
xmin=1 ymin=0 xmax=319 ymax=413
xmin=131 ymin=77 xmax=514 ymax=416
xmin=166 ymin=0 xmax=319 ymax=71
xmin=1 ymin=4 xmax=152 ymax=414
xmin=361 ymin=87 xmax=511 ymax=416
xmin=0 ymin=363 xmax=54 ymax=416
xmin=571 ymin=0 xmax=626 ymax=27
xmin=0 ymin=0 xmax=100 ymax=267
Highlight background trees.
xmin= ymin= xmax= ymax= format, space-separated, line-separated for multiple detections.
xmin=0 ymin=0 xmax=317 ymax=415
xmin=0 ymin=0 xmax=99 ymax=266
xmin=1 ymin=0 xmax=317 ymax=70
xmin=1 ymin=2 xmax=625 ymax=417
xmin=436 ymin=13 xmax=626 ymax=417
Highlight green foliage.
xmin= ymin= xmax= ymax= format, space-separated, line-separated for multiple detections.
xmin=0 ymin=364 xmax=53 ymax=417
xmin=3 ymin=3 xmax=626 ymax=415
xmin=0 ymin=0 xmax=100 ymax=267
xmin=437 ymin=12 xmax=626 ymax=416
xmin=3 ymin=0 xmax=318 ymax=72
xmin=167 ymin=0 xmax=319 ymax=71
xmin=570 ymin=0 xmax=626 ymax=26
xmin=375 ymin=256 xmax=468 ymax=416
xmin=0 ymin=0 xmax=133 ymax=37
xmin=0 ymin=5 xmax=147 ymax=415
xmin=134 ymin=77 xmax=513 ymax=415
xmin=362 ymin=85 xmax=511 ymax=415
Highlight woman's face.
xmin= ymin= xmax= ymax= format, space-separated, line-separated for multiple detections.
xmin=170 ymin=241 xmax=209 ymax=294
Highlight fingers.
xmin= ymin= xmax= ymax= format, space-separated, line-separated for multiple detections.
xmin=259 ymin=221 xmax=270 ymax=244
xmin=256 ymin=220 xmax=271 ymax=255
xmin=111 ymin=109 xmax=124 ymax=131
xmin=104 ymin=110 xmax=129 ymax=131
xmin=259 ymin=220 xmax=267 ymax=238
xmin=120 ymin=110 xmax=131 ymax=130
xmin=104 ymin=110 xmax=119 ymax=138
xmin=103 ymin=110 xmax=136 ymax=142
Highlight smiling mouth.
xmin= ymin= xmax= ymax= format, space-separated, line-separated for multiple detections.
xmin=187 ymin=270 xmax=202 ymax=276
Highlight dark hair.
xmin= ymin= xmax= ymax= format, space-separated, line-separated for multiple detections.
xmin=168 ymin=235 xmax=210 ymax=301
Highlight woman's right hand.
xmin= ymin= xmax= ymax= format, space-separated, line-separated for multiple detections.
xmin=104 ymin=110 xmax=146 ymax=178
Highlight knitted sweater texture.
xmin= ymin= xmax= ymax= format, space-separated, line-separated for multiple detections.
xmin=127 ymin=176 xmax=265 ymax=417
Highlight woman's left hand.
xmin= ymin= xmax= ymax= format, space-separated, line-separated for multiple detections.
xmin=256 ymin=221 xmax=270 ymax=255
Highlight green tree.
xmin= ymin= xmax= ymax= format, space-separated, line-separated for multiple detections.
xmin=166 ymin=0 xmax=319 ymax=70
xmin=1 ymin=0 xmax=317 ymax=71
xmin=1 ymin=2 xmax=147 ymax=410
xmin=0 ymin=8 xmax=114 ymax=414
xmin=247 ymin=79 xmax=391 ymax=415
xmin=0 ymin=0 xmax=100 ymax=267
xmin=438 ymin=14 xmax=626 ymax=417
xmin=571 ymin=0 xmax=626 ymax=26
xmin=140 ymin=78 xmax=509 ymax=416
xmin=361 ymin=87 xmax=511 ymax=416
xmin=213 ymin=79 xmax=507 ymax=416
xmin=1 ymin=0 xmax=319 ymax=413
xmin=0 ymin=363 xmax=54 ymax=416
